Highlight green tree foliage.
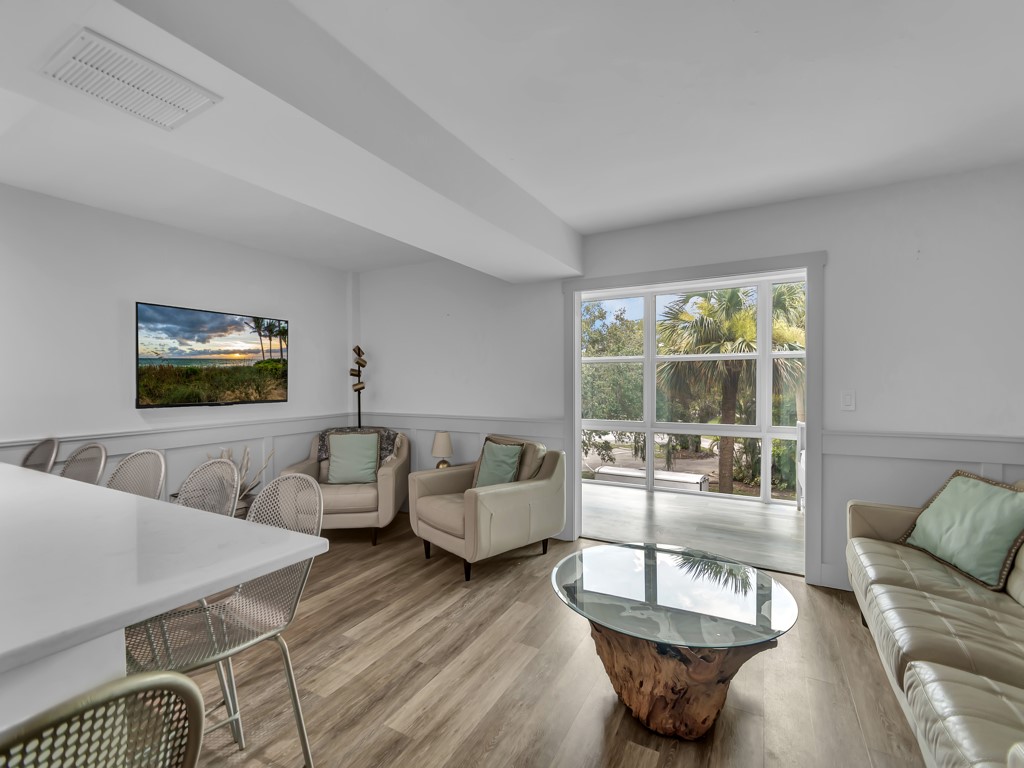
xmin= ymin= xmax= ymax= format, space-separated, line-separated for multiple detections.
xmin=581 ymin=301 xmax=643 ymax=357
xmin=580 ymin=302 xmax=644 ymax=463
xmin=246 ymin=317 xmax=268 ymax=360
xmin=657 ymin=288 xmax=757 ymax=493
xmin=657 ymin=284 xmax=806 ymax=494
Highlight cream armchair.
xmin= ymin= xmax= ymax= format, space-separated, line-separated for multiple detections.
xmin=409 ymin=436 xmax=565 ymax=580
xmin=281 ymin=428 xmax=409 ymax=544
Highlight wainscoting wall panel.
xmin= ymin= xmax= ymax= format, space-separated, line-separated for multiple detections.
xmin=6 ymin=417 xmax=1017 ymax=590
xmin=0 ymin=411 xmax=567 ymax=526
xmin=0 ymin=414 xmax=352 ymax=499
xmin=819 ymin=430 xmax=1024 ymax=588
xmin=357 ymin=411 xmax=564 ymax=474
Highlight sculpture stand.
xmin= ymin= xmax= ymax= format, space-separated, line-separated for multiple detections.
xmin=588 ymin=621 xmax=775 ymax=739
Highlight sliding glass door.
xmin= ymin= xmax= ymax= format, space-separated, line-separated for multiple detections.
xmin=579 ymin=270 xmax=806 ymax=503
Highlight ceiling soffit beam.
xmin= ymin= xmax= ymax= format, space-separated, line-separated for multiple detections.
xmin=117 ymin=0 xmax=581 ymax=282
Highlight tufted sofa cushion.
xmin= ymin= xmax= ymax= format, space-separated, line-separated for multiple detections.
xmin=905 ymin=661 xmax=1024 ymax=768
xmin=862 ymin=583 xmax=1024 ymax=691
xmin=848 ymin=538 xmax=1020 ymax=613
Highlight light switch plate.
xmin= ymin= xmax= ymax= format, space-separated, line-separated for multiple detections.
xmin=840 ymin=390 xmax=856 ymax=411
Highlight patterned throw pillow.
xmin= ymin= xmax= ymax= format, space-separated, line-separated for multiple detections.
xmin=899 ymin=470 xmax=1024 ymax=590
xmin=317 ymin=427 xmax=399 ymax=465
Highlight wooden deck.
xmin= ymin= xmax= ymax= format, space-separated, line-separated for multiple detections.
xmin=582 ymin=482 xmax=805 ymax=575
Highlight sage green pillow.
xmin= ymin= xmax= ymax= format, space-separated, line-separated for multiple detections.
xmin=474 ymin=441 xmax=523 ymax=488
xmin=327 ymin=432 xmax=379 ymax=484
xmin=901 ymin=471 xmax=1024 ymax=589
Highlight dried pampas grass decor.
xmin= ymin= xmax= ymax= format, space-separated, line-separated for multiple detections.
xmin=208 ymin=446 xmax=274 ymax=499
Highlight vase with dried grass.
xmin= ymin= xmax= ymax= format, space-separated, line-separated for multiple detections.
xmin=208 ymin=446 xmax=275 ymax=514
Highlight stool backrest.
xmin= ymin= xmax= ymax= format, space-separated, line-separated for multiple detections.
xmin=175 ymin=458 xmax=240 ymax=516
xmin=107 ymin=450 xmax=166 ymax=499
xmin=58 ymin=443 xmax=107 ymax=485
xmin=0 ymin=671 xmax=204 ymax=767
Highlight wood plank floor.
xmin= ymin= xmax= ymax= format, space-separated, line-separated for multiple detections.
xmin=582 ymin=483 xmax=805 ymax=575
xmin=195 ymin=518 xmax=920 ymax=767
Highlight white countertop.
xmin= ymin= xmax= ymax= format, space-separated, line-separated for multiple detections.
xmin=0 ymin=463 xmax=329 ymax=675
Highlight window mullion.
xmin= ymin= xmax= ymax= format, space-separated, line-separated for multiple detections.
xmin=644 ymin=292 xmax=655 ymax=489
xmin=758 ymin=279 xmax=772 ymax=502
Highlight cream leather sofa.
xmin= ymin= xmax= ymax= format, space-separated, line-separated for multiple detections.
xmin=408 ymin=436 xmax=565 ymax=581
xmin=281 ymin=428 xmax=409 ymax=544
xmin=847 ymin=489 xmax=1024 ymax=768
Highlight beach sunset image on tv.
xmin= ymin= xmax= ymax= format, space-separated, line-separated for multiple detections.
xmin=136 ymin=302 xmax=288 ymax=407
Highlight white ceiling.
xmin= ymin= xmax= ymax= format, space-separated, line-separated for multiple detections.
xmin=2 ymin=1 xmax=1024 ymax=280
xmin=296 ymin=0 xmax=1024 ymax=232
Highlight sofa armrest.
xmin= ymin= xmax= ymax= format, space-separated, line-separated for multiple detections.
xmin=376 ymin=435 xmax=410 ymax=526
xmin=847 ymin=499 xmax=922 ymax=542
xmin=280 ymin=456 xmax=318 ymax=479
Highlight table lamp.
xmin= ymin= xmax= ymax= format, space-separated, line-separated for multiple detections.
xmin=431 ymin=431 xmax=453 ymax=468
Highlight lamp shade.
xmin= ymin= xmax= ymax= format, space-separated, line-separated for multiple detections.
xmin=431 ymin=431 xmax=453 ymax=459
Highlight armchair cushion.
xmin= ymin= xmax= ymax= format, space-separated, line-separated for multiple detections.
xmin=900 ymin=471 xmax=1024 ymax=590
xmin=417 ymin=493 xmax=466 ymax=538
xmin=474 ymin=441 xmax=522 ymax=488
xmin=327 ymin=432 xmax=379 ymax=484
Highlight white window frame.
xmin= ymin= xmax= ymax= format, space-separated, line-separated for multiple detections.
xmin=579 ymin=268 xmax=806 ymax=503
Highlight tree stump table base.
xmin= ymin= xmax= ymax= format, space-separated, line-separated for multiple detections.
xmin=588 ymin=621 xmax=776 ymax=739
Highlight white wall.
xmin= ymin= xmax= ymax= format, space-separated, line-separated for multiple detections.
xmin=0 ymin=183 xmax=351 ymax=440
xmin=6 ymin=161 xmax=1024 ymax=585
xmin=583 ymin=162 xmax=1024 ymax=586
xmin=354 ymin=162 xmax=1024 ymax=586
xmin=356 ymin=258 xmax=564 ymax=419
xmin=585 ymin=162 xmax=1024 ymax=437
xmin=0 ymin=184 xmax=354 ymax=491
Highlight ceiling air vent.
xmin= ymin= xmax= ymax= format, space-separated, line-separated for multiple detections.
xmin=42 ymin=28 xmax=220 ymax=131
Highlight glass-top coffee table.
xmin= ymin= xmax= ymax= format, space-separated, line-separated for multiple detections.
xmin=551 ymin=542 xmax=798 ymax=739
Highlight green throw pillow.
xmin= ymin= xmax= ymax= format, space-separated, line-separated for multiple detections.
xmin=327 ymin=432 xmax=379 ymax=484
xmin=901 ymin=471 xmax=1024 ymax=589
xmin=474 ymin=441 xmax=523 ymax=488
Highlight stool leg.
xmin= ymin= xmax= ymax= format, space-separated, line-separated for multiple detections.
xmin=217 ymin=658 xmax=245 ymax=747
xmin=275 ymin=634 xmax=315 ymax=768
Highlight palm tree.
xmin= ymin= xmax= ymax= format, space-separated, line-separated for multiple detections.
xmin=246 ymin=317 xmax=267 ymax=360
xmin=671 ymin=551 xmax=753 ymax=595
xmin=265 ymin=321 xmax=279 ymax=359
xmin=770 ymin=282 xmax=806 ymax=423
xmin=657 ymin=287 xmax=756 ymax=494
xmin=657 ymin=284 xmax=805 ymax=494
xmin=277 ymin=323 xmax=288 ymax=360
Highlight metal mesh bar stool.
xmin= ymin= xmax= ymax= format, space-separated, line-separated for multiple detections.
xmin=58 ymin=442 xmax=107 ymax=485
xmin=125 ymin=473 xmax=324 ymax=767
xmin=107 ymin=450 xmax=166 ymax=499
xmin=20 ymin=438 xmax=59 ymax=473
xmin=0 ymin=671 xmax=204 ymax=767
xmin=174 ymin=459 xmax=240 ymax=517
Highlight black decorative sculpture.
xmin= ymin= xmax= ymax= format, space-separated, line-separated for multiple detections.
xmin=350 ymin=345 xmax=367 ymax=427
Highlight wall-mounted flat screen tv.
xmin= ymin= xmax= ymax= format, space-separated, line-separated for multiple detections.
xmin=136 ymin=302 xmax=288 ymax=408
